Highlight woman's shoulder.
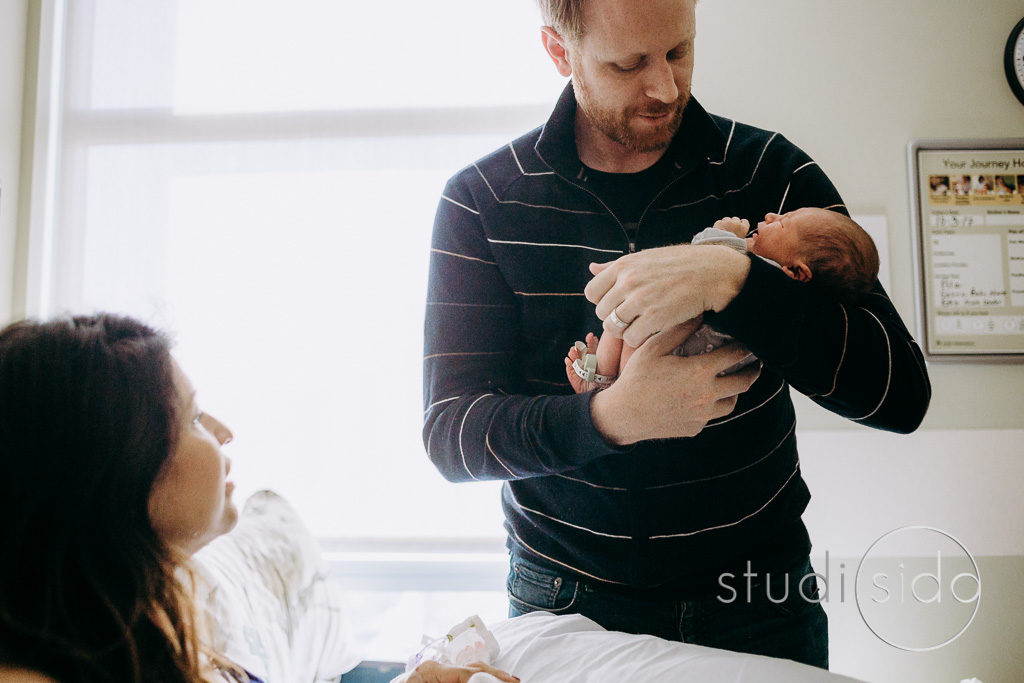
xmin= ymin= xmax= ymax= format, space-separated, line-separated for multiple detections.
xmin=0 ymin=666 xmax=58 ymax=683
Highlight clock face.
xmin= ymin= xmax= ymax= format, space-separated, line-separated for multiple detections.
xmin=1007 ymin=16 xmax=1024 ymax=105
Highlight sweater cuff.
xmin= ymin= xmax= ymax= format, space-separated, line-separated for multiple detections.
xmin=542 ymin=391 xmax=633 ymax=466
xmin=706 ymin=255 xmax=808 ymax=361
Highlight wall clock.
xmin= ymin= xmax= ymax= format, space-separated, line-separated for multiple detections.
xmin=1006 ymin=16 xmax=1024 ymax=106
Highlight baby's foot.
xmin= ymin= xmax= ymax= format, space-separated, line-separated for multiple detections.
xmin=565 ymin=333 xmax=598 ymax=393
xmin=565 ymin=333 xmax=615 ymax=393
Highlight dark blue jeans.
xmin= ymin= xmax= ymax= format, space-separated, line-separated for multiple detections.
xmin=507 ymin=553 xmax=828 ymax=670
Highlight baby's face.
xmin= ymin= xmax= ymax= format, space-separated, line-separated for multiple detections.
xmin=748 ymin=208 xmax=819 ymax=265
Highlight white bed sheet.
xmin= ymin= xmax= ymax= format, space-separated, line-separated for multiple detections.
xmin=484 ymin=612 xmax=866 ymax=683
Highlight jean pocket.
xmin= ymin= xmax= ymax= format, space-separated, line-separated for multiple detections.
xmin=507 ymin=555 xmax=581 ymax=614
xmin=764 ymin=560 xmax=823 ymax=617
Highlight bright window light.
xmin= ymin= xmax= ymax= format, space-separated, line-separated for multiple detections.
xmin=52 ymin=1 xmax=567 ymax=547
xmin=83 ymin=0 xmax=564 ymax=112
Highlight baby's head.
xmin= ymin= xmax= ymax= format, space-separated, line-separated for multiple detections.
xmin=748 ymin=207 xmax=879 ymax=303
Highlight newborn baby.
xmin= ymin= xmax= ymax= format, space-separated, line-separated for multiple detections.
xmin=567 ymin=208 xmax=879 ymax=392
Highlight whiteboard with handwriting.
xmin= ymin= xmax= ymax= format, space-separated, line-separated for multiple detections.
xmin=909 ymin=139 xmax=1024 ymax=360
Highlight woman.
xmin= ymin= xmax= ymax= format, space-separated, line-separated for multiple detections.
xmin=0 ymin=314 xmax=515 ymax=683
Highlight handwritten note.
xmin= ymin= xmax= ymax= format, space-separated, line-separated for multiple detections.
xmin=931 ymin=234 xmax=1006 ymax=308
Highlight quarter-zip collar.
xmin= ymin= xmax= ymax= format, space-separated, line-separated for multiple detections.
xmin=534 ymin=82 xmax=729 ymax=182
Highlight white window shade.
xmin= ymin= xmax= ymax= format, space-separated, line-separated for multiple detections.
xmin=64 ymin=136 xmax=509 ymax=538
xmin=80 ymin=0 xmax=564 ymax=112
xmin=49 ymin=0 xmax=569 ymax=543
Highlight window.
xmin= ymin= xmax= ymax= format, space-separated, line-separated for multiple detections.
xmin=32 ymin=0 xmax=567 ymax=658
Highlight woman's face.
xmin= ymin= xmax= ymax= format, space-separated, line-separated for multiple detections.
xmin=147 ymin=360 xmax=237 ymax=554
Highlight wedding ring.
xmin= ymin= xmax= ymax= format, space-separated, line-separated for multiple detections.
xmin=608 ymin=306 xmax=630 ymax=329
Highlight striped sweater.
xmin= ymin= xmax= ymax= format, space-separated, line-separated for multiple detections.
xmin=423 ymin=84 xmax=931 ymax=597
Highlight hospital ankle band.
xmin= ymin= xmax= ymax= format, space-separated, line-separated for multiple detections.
xmin=572 ymin=341 xmax=616 ymax=385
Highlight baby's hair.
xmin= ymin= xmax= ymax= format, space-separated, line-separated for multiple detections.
xmin=800 ymin=212 xmax=879 ymax=304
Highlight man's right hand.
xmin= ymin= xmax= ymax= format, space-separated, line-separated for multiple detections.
xmin=590 ymin=320 xmax=760 ymax=445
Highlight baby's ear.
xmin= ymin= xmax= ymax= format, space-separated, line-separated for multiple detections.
xmin=781 ymin=262 xmax=812 ymax=283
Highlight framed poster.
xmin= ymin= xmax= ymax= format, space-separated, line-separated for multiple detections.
xmin=908 ymin=139 xmax=1024 ymax=362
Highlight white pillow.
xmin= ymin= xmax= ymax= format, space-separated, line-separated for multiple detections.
xmin=193 ymin=490 xmax=362 ymax=682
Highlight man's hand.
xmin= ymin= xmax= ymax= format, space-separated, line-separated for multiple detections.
xmin=590 ymin=320 xmax=760 ymax=445
xmin=401 ymin=660 xmax=519 ymax=683
xmin=585 ymin=244 xmax=751 ymax=348
xmin=712 ymin=216 xmax=750 ymax=238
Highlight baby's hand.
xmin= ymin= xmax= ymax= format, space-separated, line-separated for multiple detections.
xmin=712 ymin=216 xmax=750 ymax=238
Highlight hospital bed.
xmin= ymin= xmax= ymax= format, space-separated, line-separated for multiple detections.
xmin=195 ymin=491 xmax=864 ymax=683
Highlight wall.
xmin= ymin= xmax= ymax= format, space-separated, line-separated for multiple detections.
xmin=692 ymin=2 xmax=1024 ymax=681
xmin=0 ymin=0 xmax=27 ymax=324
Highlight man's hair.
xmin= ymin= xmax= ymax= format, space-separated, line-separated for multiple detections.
xmin=537 ymin=0 xmax=587 ymax=42
xmin=537 ymin=0 xmax=698 ymax=42
xmin=800 ymin=213 xmax=880 ymax=304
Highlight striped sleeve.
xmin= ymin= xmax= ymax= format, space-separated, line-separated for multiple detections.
xmin=422 ymin=176 xmax=629 ymax=482
xmin=708 ymin=142 xmax=931 ymax=434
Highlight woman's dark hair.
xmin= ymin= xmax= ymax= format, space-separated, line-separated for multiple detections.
xmin=0 ymin=314 xmax=211 ymax=681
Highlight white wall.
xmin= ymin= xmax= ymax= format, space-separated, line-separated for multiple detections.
xmin=0 ymin=0 xmax=27 ymax=324
xmin=800 ymin=429 xmax=1022 ymax=681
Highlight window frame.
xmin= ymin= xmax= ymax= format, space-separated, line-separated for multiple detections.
xmin=21 ymin=0 xmax=559 ymax=591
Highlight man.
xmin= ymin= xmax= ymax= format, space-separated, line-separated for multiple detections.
xmin=422 ymin=0 xmax=930 ymax=669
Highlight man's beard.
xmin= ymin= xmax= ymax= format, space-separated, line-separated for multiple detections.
xmin=575 ymin=78 xmax=688 ymax=153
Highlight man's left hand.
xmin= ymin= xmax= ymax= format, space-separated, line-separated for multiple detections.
xmin=584 ymin=244 xmax=751 ymax=348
